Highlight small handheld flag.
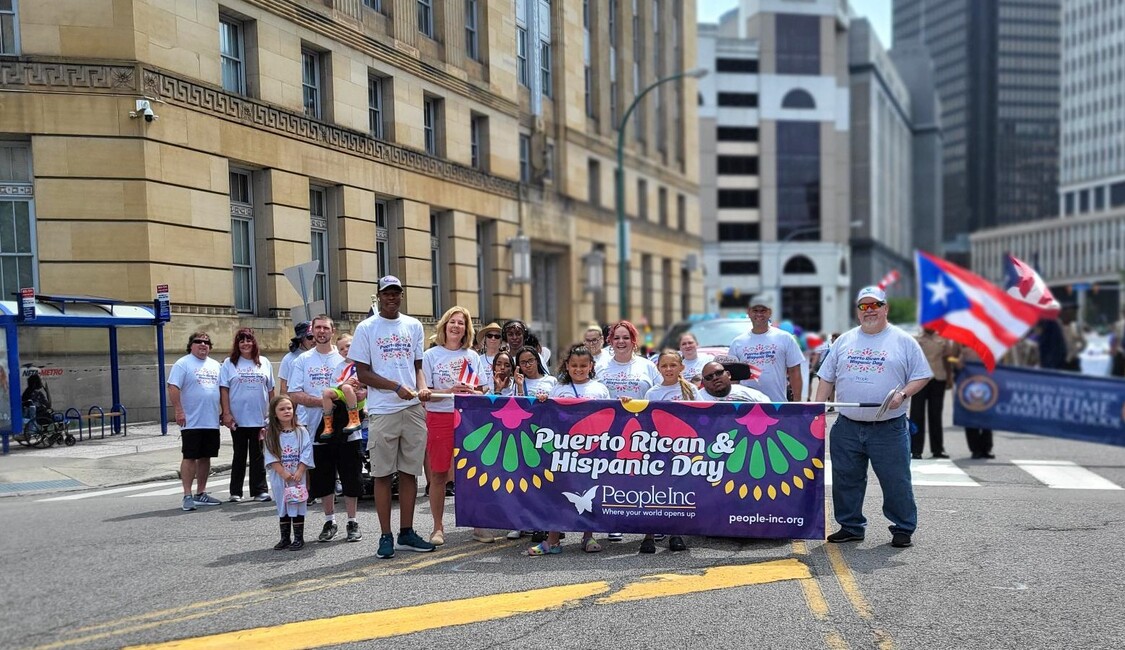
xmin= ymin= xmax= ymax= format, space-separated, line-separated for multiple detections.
xmin=877 ymin=269 xmax=901 ymax=290
xmin=1004 ymin=253 xmax=1060 ymax=317
xmin=457 ymin=358 xmax=480 ymax=387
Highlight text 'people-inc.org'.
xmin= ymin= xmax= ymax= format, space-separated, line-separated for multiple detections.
xmin=729 ymin=513 xmax=805 ymax=527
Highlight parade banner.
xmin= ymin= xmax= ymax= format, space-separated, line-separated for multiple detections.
xmin=453 ymin=395 xmax=826 ymax=539
xmin=953 ymin=362 xmax=1125 ymax=447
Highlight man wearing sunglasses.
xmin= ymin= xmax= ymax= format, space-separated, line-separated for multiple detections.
xmin=278 ymin=321 xmax=314 ymax=396
xmin=698 ymin=359 xmax=770 ymax=402
xmin=814 ymin=286 xmax=932 ymax=549
xmin=167 ymin=331 xmax=223 ymax=511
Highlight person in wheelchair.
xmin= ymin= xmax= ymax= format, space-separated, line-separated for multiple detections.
xmin=22 ymin=373 xmax=52 ymax=425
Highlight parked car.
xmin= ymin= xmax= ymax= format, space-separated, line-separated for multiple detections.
xmin=657 ymin=317 xmax=752 ymax=357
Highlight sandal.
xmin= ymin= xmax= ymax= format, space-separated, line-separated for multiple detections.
xmin=581 ymin=536 xmax=602 ymax=553
xmin=527 ymin=541 xmax=562 ymax=556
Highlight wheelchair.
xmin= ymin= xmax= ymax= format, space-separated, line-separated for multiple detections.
xmin=16 ymin=405 xmax=76 ymax=448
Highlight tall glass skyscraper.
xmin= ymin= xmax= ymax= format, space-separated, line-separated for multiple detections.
xmin=894 ymin=0 xmax=1059 ymax=260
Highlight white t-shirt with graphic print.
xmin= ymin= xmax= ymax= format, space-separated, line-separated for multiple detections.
xmin=599 ymin=356 xmax=662 ymax=399
xmin=728 ymin=327 xmax=805 ymax=402
xmin=168 ymin=354 xmax=222 ymax=429
xmin=549 ymin=380 xmax=611 ymax=400
xmin=644 ymin=383 xmax=701 ymax=401
xmin=422 ymin=346 xmax=482 ymax=414
xmin=289 ymin=348 xmax=345 ymax=427
xmin=816 ymin=324 xmax=932 ymax=422
xmin=349 ymin=313 xmax=425 ymax=415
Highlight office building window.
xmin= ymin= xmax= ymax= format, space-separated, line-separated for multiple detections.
xmin=585 ymin=66 xmax=594 ymax=117
xmin=676 ymin=193 xmax=685 ymax=230
xmin=430 ymin=212 xmax=443 ymax=316
xmin=776 ymin=121 xmax=820 ymax=239
xmin=417 ymin=0 xmax=434 ymax=38
xmin=658 ymin=187 xmax=668 ymax=227
xmin=229 ymin=171 xmax=255 ymax=313
xmin=717 ymin=190 xmax=759 ymax=208
xmin=309 ymin=188 xmax=329 ymax=311
xmin=517 ymin=27 xmax=529 ymax=87
xmin=519 ymin=134 xmax=531 ymax=183
xmin=717 ymin=93 xmax=758 ymax=107
xmin=717 ymin=222 xmax=760 ymax=241
xmin=375 ymin=199 xmax=391 ymax=280
xmin=716 ymin=58 xmax=759 ymax=73
xmin=588 ymin=159 xmax=601 ymax=205
xmin=0 ymin=0 xmax=18 ymax=55
xmin=717 ymin=126 xmax=758 ymax=141
xmin=363 ymin=0 xmax=381 ymax=9
xmin=301 ymin=49 xmax=322 ymax=119
xmin=719 ymin=260 xmax=761 ymax=274
xmin=540 ymin=41 xmax=552 ymax=97
xmin=718 ymin=156 xmax=759 ymax=175
xmin=641 ymin=254 xmax=653 ymax=322
xmin=219 ymin=18 xmax=245 ymax=94
xmin=543 ymin=142 xmax=554 ymax=181
xmin=637 ymin=178 xmax=648 ymax=219
xmin=470 ymin=114 xmax=488 ymax=170
xmin=368 ymin=76 xmax=385 ymax=139
xmin=423 ymin=95 xmax=442 ymax=156
xmin=465 ymin=0 xmax=479 ymax=60
xmin=776 ymin=14 xmax=819 ymax=75
xmin=0 ymin=143 xmax=36 ymax=300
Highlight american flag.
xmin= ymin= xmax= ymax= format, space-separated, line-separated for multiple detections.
xmin=877 ymin=269 xmax=901 ymax=290
xmin=1004 ymin=253 xmax=1060 ymax=317
xmin=457 ymin=358 xmax=480 ymax=387
xmin=916 ymin=251 xmax=1040 ymax=371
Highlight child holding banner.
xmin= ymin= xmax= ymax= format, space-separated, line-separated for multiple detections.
xmin=636 ymin=350 xmax=697 ymax=553
xmin=528 ymin=346 xmax=609 ymax=556
xmin=418 ymin=306 xmax=486 ymax=546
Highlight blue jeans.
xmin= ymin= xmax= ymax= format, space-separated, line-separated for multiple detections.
xmin=830 ymin=414 xmax=917 ymax=536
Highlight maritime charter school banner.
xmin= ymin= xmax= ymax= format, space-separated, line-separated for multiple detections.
xmin=954 ymin=362 xmax=1125 ymax=447
xmin=452 ymin=395 xmax=826 ymax=539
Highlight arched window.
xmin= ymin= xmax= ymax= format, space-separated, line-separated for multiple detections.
xmin=783 ymin=255 xmax=817 ymax=274
xmin=782 ymin=89 xmax=816 ymax=109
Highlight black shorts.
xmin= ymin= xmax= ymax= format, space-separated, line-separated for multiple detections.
xmin=181 ymin=429 xmax=220 ymax=459
xmin=310 ymin=439 xmax=365 ymax=498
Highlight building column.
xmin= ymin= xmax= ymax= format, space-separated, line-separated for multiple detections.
xmin=444 ymin=210 xmax=480 ymax=315
xmin=259 ymin=169 xmax=311 ymax=318
xmin=396 ymin=198 xmax=433 ymax=318
xmin=335 ymin=185 xmax=377 ymax=318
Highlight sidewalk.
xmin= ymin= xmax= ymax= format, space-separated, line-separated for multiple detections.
xmin=0 ymin=423 xmax=233 ymax=497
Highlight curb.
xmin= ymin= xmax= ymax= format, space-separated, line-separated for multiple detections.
xmin=0 ymin=462 xmax=235 ymax=499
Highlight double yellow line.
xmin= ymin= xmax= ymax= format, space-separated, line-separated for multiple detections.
xmin=792 ymin=540 xmax=896 ymax=650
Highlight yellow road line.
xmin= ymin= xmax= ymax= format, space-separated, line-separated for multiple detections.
xmin=791 ymin=541 xmax=829 ymax=620
xmin=597 ymin=558 xmax=810 ymax=604
xmin=825 ymin=631 xmax=850 ymax=650
xmin=37 ymin=542 xmax=512 ymax=650
xmin=824 ymin=543 xmax=896 ymax=650
xmin=120 ymin=559 xmax=812 ymax=650
xmin=125 ymin=582 xmax=613 ymax=650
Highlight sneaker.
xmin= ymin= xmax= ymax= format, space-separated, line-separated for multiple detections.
xmin=256 ymin=493 xmax=272 ymax=502
xmin=319 ymin=521 xmax=338 ymax=542
xmin=607 ymin=532 xmax=624 ymax=541
xmin=826 ymin=530 xmax=864 ymax=543
xmin=911 ymin=453 xmax=923 ymax=460
xmin=228 ymin=494 xmax=243 ymax=502
xmin=891 ymin=532 xmax=913 ymax=548
xmin=639 ymin=538 xmax=657 ymax=554
xmin=346 ymin=521 xmax=363 ymax=542
xmin=376 ymin=533 xmax=395 ymax=559
xmin=653 ymin=534 xmax=666 ymax=541
xmin=506 ymin=530 xmax=523 ymax=540
xmin=668 ymin=536 xmax=687 ymax=552
xmin=193 ymin=492 xmax=221 ymax=506
xmin=181 ymin=495 xmax=196 ymax=511
xmin=445 ymin=481 xmax=455 ymax=497
xmin=395 ymin=528 xmax=436 ymax=553
xmin=931 ymin=452 xmax=950 ymax=459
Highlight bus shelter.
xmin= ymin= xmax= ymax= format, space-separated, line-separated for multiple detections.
xmin=0 ymin=295 xmax=169 ymax=454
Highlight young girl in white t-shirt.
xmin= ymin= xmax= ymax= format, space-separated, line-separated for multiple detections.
xmin=529 ymin=346 xmax=608 ymax=556
xmin=263 ymin=395 xmax=314 ymax=551
xmin=638 ymin=350 xmax=697 ymax=554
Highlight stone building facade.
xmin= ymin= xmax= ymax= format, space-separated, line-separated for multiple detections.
xmin=0 ymin=0 xmax=703 ymax=366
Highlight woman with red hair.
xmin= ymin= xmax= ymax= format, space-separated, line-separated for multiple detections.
xmin=219 ymin=328 xmax=276 ymax=502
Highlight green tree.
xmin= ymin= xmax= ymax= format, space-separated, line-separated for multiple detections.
xmin=888 ymin=297 xmax=917 ymax=325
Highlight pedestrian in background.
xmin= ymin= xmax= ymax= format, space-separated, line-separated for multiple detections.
xmin=816 ymin=287 xmax=932 ymax=549
xmin=910 ymin=328 xmax=954 ymax=460
xmin=277 ymin=322 xmax=313 ymax=395
xmin=219 ymin=328 xmax=274 ymax=502
xmin=263 ymin=395 xmax=313 ymax=551
xmin=168 ymin=331 xmax=223 ymax=512
xmin=678 ymin=332 xmax=713 ymax=384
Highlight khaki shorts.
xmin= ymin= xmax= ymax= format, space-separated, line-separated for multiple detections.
xmin=367 ymin=403 xmax=426 ymax=477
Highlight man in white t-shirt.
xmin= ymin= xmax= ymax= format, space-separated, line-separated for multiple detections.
xmin=698 ymin=360 xmax=770 ymax=402
xmin=289 ymin=316 xmax=362 ymax=543
xmin=728 ymin=294 xmax=804 ymax=402
xmin=350 ymin=275 xmax=435 ymax=558
xmin=167 ymin=331 xmax=223 ymax=511
xmin=815 ymin=286 xmax=932 ymax=549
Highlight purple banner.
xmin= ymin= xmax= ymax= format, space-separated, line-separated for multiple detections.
xmin=452 ymin=395 xmax=826 ymax=540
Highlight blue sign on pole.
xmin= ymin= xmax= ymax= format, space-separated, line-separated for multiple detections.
xmin=155 ymin=284 xmax=170 ymax=322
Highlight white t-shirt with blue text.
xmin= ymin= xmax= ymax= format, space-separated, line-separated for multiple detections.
xmin=168 ymin=354 xmax=221 ymax=429
xmin=816 ymin=325 xmax=932 ymax=422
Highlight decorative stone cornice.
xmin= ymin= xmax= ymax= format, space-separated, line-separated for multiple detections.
xmin=0 ymin=59 xmax=138 ymax=91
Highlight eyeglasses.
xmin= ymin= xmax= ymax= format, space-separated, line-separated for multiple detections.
xmin=484 ymin=333 xmax=502 ymax=339
xmin=583 ymin=338 xmax=601 ymax=344
xmin=192 ymin=339 xmax=211 ymax=346
xmin=702 ymin=370 xmax=727 ymax=382
xmin=518 ymin=357 xmax=538 ymax=366
xmin=856 ymin=301 xmax=886 ymax=312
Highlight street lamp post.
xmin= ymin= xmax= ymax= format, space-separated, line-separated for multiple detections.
xmin=616 ymin=67 xmax=709 ymax=321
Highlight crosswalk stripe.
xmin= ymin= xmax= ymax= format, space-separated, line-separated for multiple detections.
xmin=37 ymin=480 xmax=183 ymax=502
xmin=127 ymin=480 xmax=249 ymax=498
xmin=823 ymin=459 xmax=981 ymax=487
xmin=1011 ymin=460 xmax=1123 ymax=490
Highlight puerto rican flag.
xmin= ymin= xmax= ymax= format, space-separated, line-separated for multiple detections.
xmin=877 ymin=269 xmax=901 ymax=290
xmin=336 ymin=362 xmax=356 ymax=384
xmin=457 ymin=358 xmax=481 ymax=387
xmin=915 ymin=251 xmax=1040 ymax=372
xmin=748 ymin=363 xmax=763 ymax=381
xmin=1004 ymin=253 xmax=1061 ymax=317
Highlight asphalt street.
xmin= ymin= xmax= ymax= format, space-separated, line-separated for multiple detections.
xmin=3 ymin=425 xmax=1125 ymax=650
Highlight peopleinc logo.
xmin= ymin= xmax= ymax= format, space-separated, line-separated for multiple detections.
xmin=600 ymin=485 xmax=696 ymax=508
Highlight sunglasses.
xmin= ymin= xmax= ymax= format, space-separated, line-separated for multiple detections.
xmin=484 ymin=333 xmax=502 ymax=339
xmin=702 ymin=370 xmax=727 ymax=382
xmin=237 ymin=334 xmax=255 ymax=342
xmin=304 ymin=334 xmax=315 ymax=340
xmin=192 ymin=339 xmax=212 ymax=346
xmin=856 ymin=301 xmax=886 ymax=312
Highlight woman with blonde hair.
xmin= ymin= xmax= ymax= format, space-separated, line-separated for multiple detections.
xmin=418 ymin=306 xmax=488 ymax=544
